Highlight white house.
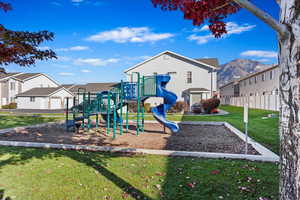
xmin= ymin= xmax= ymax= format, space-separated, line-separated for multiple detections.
xmin=0 ymin=72 xmax=59 ymax=107
xmin=16 ymin=87 xmax=74 ymax=110
xmin=124 ymin=51 xmax=219 ymax=108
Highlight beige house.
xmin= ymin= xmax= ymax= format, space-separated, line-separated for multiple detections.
xmin=219 ymin=65 xmax=279 ymax=110
xmin=124 ymin=51 xmax=219 ymax=108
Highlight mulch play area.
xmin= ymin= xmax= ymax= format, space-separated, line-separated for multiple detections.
xmin=0 ymin=122 xmax=259 ymax=155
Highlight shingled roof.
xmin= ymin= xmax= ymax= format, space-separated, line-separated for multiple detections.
xmin=13 ymin=73 xmax=41 ymax=81
xmin=69 ymin=82 xmax=118 ymax=93
xmin=17 ymin=87 xmax=70 ymax=97
xmin=194 ymin=58 xmax=219 ymax=68
xmin=0 ymin=72 xmax=21 ymax=80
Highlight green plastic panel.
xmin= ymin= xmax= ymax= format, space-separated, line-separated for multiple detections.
xmin=142 ymin=76 xmax=157 ymax=96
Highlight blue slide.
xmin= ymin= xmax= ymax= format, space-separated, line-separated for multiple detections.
xmin=151 ymin=75 xmax=180 ymax=133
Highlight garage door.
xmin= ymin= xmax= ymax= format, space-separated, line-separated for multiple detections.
xmin=50 ymin=98 xmax=62 ymax=109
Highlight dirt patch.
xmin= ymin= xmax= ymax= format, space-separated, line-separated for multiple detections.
xmin=0 ymin=122 xmax=259 ymax=155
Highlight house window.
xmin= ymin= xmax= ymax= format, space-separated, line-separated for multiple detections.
xmin=10 ymin=97 xmax=15 ymax=102
xmin=244 ymin=80 xmax=246 ymax=86
xmin=10 ymin=82 xmax=15 ymax=91
xmin=270 ymin=70 xmax=273 ymax=80
xmin=187 ymin=71 xmax=192 ymax=83
xmin=249 ymin=78 xmax=252 ymax=85
xmin=30 ymin=97 xmax=35 ymax=102
xmin=262 ymin=73 xmax=265 ymax=81
xmin=254 ymin=76 xmax=257 ymax=84
xmin=167 ymin=72 xmax=177 ymax=75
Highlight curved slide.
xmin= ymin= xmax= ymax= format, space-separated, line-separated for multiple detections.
xmin=151 ymin=75 xmax=179 ymax=133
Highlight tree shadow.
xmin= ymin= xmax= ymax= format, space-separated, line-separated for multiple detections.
xmin=0 ymin=189 xmax=12 ymax=200
xmin=0 ymin=147 xmax=153 ymax=200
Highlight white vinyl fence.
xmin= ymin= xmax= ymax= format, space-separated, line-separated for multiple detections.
xmin=221 ymin=94 xmax=279 ymax=111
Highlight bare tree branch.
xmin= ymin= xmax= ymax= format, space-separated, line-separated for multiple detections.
xmin=233 ymin=0 xmax=287 ymax=37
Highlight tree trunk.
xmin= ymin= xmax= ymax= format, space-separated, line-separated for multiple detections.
xmin=279 ymin=0 xmax=300 ymax=199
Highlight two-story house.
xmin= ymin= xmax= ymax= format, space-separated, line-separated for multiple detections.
xmin=0 ymin=72 xmax=60 ymax=107
xmin=124 ymin=51 xmax=219 ymax=109
xmin=219 ymin=65 xmax=279 ymax=110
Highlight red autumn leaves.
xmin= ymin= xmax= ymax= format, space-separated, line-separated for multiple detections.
xmin=152 ymin=0 xmax=240 ymax=37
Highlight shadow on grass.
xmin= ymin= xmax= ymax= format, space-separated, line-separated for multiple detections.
xmin=0 ymin=189 xmax=12 ymax=200
xmin=0 ymin=147 xmax=153 ymax=200
xmin=0 ymin=116 xmax=56 ymax=129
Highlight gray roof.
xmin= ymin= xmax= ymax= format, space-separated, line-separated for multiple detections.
xmin=59 ymin=84 xmax=76 ymax=89
xmin=69 ymin=82 xmax=118 ymax=93
xmin=13 ymin=73 xmax=41 ymax=81
xmin=17 ymin=87 xmax=63 ymax=97
xmin=0 ymin=72 xmax=20 ymax=80
xmin=195 ymin=58 xmax=219 ymax=68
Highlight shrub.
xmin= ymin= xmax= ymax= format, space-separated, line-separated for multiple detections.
xmin=1 ymin=103 xmax=17 ymax=109
xmin=144 ymin=103 xmax=151 ymax=113
xmin=127 ymin=102 xmax=151 ymax=113
xmin=200 ymin=97 xmax=220 ymax=114
xmin=168 ymin=101 xmax=185 ymax=113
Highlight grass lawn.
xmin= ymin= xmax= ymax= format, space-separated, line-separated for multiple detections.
xmin=0 ymin=146 xmax=279 ymax=200
xmin=0 ymin=116 xmax=59 ymax=129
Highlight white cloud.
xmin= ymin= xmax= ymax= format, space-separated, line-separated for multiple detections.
xmin=240 ymin=50 xmax=278 ymax=58
xmin=57 ymin=46 xmax=89 ymax=52
xmin=125 ymin=55 xmax=152 ymax=61
xmin=59 ymin=72 xmax=74 ymax=76
xmin=86 ymin=27 xmax=174 ymax=43
xmin=56 ymin=56 xmax=72 ymax=62
xmin=74 ymin=58 xmax=119 ymax=66
xmin=50 ymin=2 xmax=62 ymax=6
xmin=38 ymin=46 xmax=50 ymax=50
xmin=187 ymin=34 xmax=214 ymax=44
xmin=81 ymin=69 xmax=91 ymax=73
xmin=188 ymin=22 xmax=256 ymax=44
xmin=257 ymin=59 xmax=271 ymax=63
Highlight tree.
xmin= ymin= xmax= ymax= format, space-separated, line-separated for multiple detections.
xmin=0 ymin=1 xmax=56 ymax=67
xmin=151 ymin=0 xmax=300 ymax=199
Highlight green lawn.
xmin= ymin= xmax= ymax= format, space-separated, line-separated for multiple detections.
xmin=0 ymin=146 xmax=279 ymax=200
xmin=0 ymin=106 xmax=280 ymax=199
xmin=0 ymin=116 xmax=59 ymax=129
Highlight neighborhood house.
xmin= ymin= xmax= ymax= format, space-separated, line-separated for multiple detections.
xmin=124 ymin=51 xmax=219 ymax=110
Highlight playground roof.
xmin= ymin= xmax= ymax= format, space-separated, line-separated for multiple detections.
xmin=124 ymin=50 xmax=219 ymax=73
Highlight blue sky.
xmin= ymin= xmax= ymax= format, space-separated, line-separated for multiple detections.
xmin=1 ymin=0 xmax=279 ymax=84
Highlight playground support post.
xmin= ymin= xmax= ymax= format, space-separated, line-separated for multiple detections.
xmin=141 ymin=101 xmax=145 ymax=132
xmin=119 ymin=80 xmax=124 ymax=135
xmin=73 ymin=97 xmax=76 ymax=121
xmin=113 ymin=102 xmax=117 ymax=139
xmin=65 ymin=97 xmax=69 ymax=130
xmin=107 ymin=93 xmax=111 ymax=135
xmin=81 ymin=92 xmax=86 ymax=129
xmin=126 ymin=103 xmax=129 ymax=133
xmin=134 ymin=72 xmax=141 ymax=136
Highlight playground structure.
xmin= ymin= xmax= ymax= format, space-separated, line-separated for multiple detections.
xmin=65 ymin=72 xmax=180 ymax=138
